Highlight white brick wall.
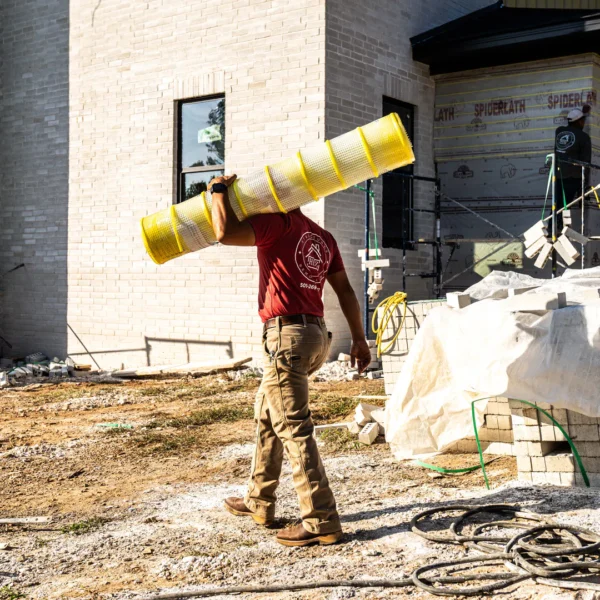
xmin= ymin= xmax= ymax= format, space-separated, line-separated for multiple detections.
xmin=0 ymin=0 xmax=69 ymax=359
xmin=66 ymin=0 xmax=326 ymax=368
xmin=2 ymin=0 xmax=490 ymax=368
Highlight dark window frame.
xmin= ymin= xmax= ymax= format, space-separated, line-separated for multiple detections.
xmin=382 ymin=96 xmax=415 ymax=250
xmin=175 ymin=94 xmax=225 ymax=204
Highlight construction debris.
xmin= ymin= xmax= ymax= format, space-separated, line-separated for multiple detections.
xmin=446 ymin=292 xmax=471 ymax=309
xmin=355 ymin=402 xmax=380 ymax=426
xmin=113 ymin=357 xmax=252 ymax=379
xmin=358 ymin=422 xmax=379 ymax=445
xmin=0 ymin=517 xmax=51 ymax=525
xmin=0 ymin=353 xmax=80 ymax=387
xmin=346 ymin=421 xmax=361 ymax=435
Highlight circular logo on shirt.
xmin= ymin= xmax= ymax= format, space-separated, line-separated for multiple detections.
xmin=556 ymin=131 xmax=576 ymax=152
xmin=295 ymin=232 xmax=331 ymax=284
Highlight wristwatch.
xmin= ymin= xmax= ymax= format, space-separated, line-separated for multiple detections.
xmin=209 ymin=182 xmax=228 ymax=194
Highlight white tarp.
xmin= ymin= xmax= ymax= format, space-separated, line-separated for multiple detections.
xmin=385 ymin=268 xmax=600 ymax=459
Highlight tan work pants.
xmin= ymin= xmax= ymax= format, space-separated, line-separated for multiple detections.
xmin=244 ymin=318 xmax=341 ymax=534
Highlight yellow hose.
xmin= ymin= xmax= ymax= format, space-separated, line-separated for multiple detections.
xmin=371 ymin=292 xmax=408 ymax=358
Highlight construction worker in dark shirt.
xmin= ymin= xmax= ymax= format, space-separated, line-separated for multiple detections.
xmin=553 ymin=107 xmax=592 ymax=233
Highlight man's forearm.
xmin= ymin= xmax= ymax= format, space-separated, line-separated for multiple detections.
xmin=211 ymin=190 xmax=238 ymax=240
xmin=338 ymin=290 xmax=366 ymax=341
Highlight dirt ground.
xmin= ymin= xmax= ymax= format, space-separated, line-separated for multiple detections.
xmin=1 ymin=371 xmax=600 ymax=600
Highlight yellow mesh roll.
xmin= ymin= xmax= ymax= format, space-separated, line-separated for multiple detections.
xmin=141 ymin=113 xmax=414 ymax=264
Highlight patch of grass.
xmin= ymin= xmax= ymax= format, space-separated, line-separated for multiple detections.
xmin=138 ymin=387 xmax=166 ymax=397
xmin=310 ymin=393 xmax=364 ymax=422
xmin=320 ymin=428 xmax=362 ymax=452
xmin=34 ymin=538 xmax=49 ymax=548
xmin=0 ymin=587 xmax=25 ymax=600
xmin=130 ymin=431 xmax=201 ymax=455
xmin=148 ymin=405 xmax=253 ymax=429
xmin=61 ymin=517 xmax=108 ymax=536
xmin=102 ymin=426 xmax=132 ymax=437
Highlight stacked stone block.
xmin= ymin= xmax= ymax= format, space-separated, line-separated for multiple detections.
xmin=380 ymin=299 xmax=446 ymax=396
xmin=511 ymin=400 xmax=600 ymax=487
xmin=446 ymin=397 xmax=514 ymax=456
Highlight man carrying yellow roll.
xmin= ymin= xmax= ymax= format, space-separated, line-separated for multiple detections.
xmin=210 ymin=173 xmax=371 ymax=547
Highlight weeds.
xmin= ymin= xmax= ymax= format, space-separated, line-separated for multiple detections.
xmin=130 ymin=431 xmax=201 ymax=455
xmin=0 ymin=587 xmax=25 ymax=600
xmin=320 ymin=428 xmax=362 ymax=452
xmin=138 ymin=387 xmax=165 ymax=397
xmin=148 ymin=405 xmax=253 ymax=429
xmin=310 ymin=393 xmax=365 ymax=422
xmin=102 ymin=426 xmax=132 ymax=437
xmin=61 ymin=517 xmax=108 ymax=536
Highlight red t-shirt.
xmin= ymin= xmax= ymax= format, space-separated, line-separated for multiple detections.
xmin=248 ymin=210 xmax=345 ymax=322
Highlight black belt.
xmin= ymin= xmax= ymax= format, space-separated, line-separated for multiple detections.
xmin=263 ymin=314 xmax=324 ymax=333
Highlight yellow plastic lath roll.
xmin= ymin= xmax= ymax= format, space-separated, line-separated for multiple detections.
xmin=141 ymin=113 xmax=414 ymax=264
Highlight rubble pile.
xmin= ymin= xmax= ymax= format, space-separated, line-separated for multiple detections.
xmin=315 ymin=400 xmax=387 ymax=446
xmin=313 ymin=343 xmax=383 ymax=383
xmin=0 ymin=353 xmax=92 ymax=388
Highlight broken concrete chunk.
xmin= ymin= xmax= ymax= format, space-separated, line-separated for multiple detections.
xmin=563 ymin=210 xmax=572 ymax=226
xmin=347 ymin=421 xmax=361 ymax=435
xmin=524 ymin=236 xmax=547 ymax=259
xmin=370 ymin=409 xmax=385 ymax=426
xmin=346 ymin=371 xmax=360 ymax=381
xmin=370 ymin=409 xmax=386 ymax=435
xmin=446 ymin=292 xmax=471 ymax=309
xmin=355 ymin=402 xmax=380 ymax=426
xmin=534 ymin=242 xmax=553 ymax=269
xmin=366 ymin=370 xmax=383 ymax=380
xmin=358 ymin=422 xmax=379 ymax=445
xmin=508 ymin=286 xmax=540 ymax=297
xmin=337 ymin=353 xmax=351 ymax=362
xmin=562 ymin=226 xmax=589 ymax=245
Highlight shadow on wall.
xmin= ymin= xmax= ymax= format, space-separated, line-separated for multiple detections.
xmin=0 ymin=0 xmax=70 ymax=360
xmin=66 ymin=335 xmax=234 ymax=370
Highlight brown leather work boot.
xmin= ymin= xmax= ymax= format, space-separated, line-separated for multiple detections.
xmin=223 ymin=497 xmax=273 ymax=527
xmin=276 ymin=523 xmax=343 ymax=547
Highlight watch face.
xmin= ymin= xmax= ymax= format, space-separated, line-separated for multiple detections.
xmin=211 ymin=183 xmax=227 ymax=193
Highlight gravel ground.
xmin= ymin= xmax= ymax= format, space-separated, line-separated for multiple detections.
xmin=1 ymin=374 xmax=599 ymax=600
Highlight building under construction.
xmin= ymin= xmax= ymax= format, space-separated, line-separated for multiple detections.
xmin=1 ymin=0 xmax=600 ymax=368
